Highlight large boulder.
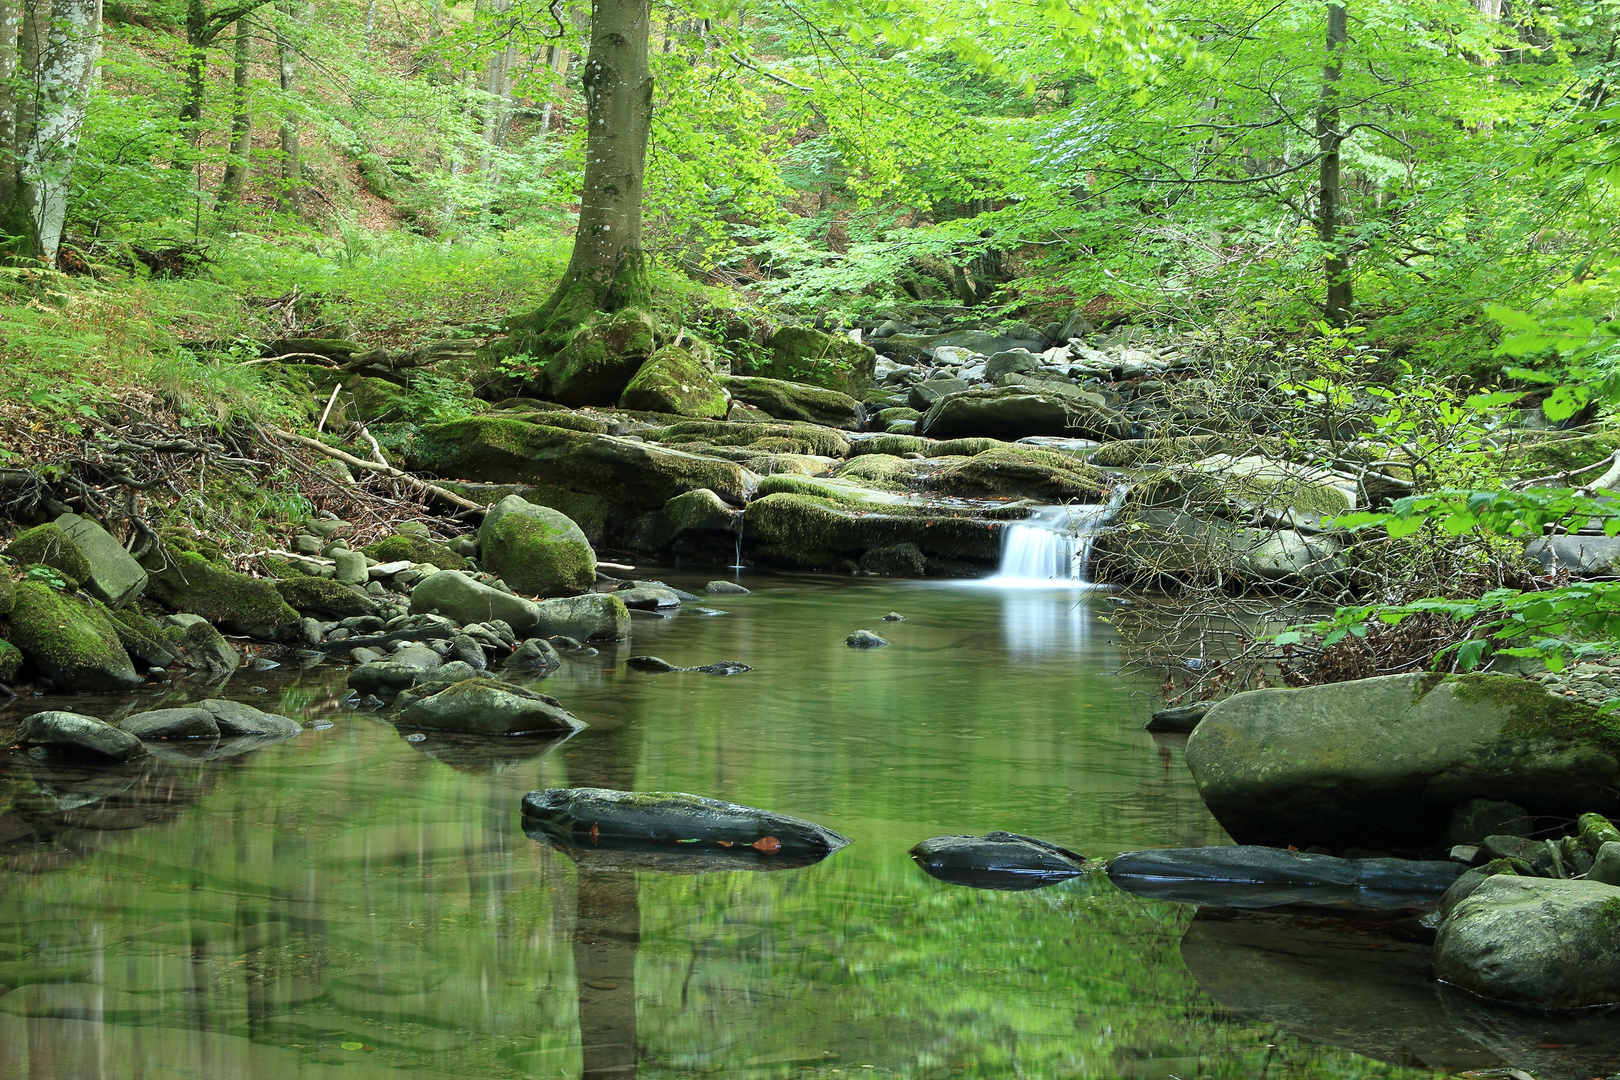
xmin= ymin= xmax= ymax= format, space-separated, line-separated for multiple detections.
xmin=477 ymin=495 xmax=595 ymax=597
xmin=920 ymin=386 xmax=1131 ymax=441
xmin=403 ymin=417 xmax=750 ymax=510
xmin=541 ymin=308 xmax=657 ymax=406
xmin=1434 ymin=875 xmax=1620 ymax=1008
xmin=628 ymin=489 xmax=743 ymax=553
xmin=721 ymin=376 xmax=865 ymax=429
xmin=651 ymin=419 xmax=849 ymax=458
xmin=396 ymin=676 xmax=585 ymax=735
xmin=759 ymin=326 xmax=876 ymax=398
xmin=3 ymin=523 xmax=91 ymax=586
xmin=531 ymin=593 xmax=630 ymax=641
xmin=140 ymin=541 xmax=298 ymax=637
xmin=276 ymin=576 xmax=379 ymax=618
xmin=743 ymin=493 xmax=1003 ymax=569
xmin=16 ymin=711 xmax=145 ymax=760
xmin=50 ymin=514 xmax=148 ymax=608
xmin=619 ymin=345 xmax=728 ymax=417
xmin=6 ymin=583 xmax=140 ymax=692
xmin=926 ymin=445 xmax=1112 ymax=502
xmin=1185 ymin=672 xmax=1620 ymax=848
xmin=409 ymin=570 xmax=541 ymax=635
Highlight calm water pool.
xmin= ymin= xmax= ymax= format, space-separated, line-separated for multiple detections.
xmin=0 ymin=573 xmax=1490 ymax=1078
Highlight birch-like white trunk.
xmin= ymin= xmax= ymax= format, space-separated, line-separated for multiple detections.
xmin=20 ymin=0 xmax=100 ymax=267
xmin=0 ymin=0 xmax=21 ymax=209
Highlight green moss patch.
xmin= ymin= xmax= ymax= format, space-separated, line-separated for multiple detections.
xmin=277 ymin=576 xmax=380 ymax=617
xmin=653 ymin=419 xmax=849 ymax=459
xmin=928 ymin=446 xmax=1112 ymax=501
xmin=620 ymin=345 xmax=728 ymax=418
xmin=8 ymin=581 xmax=139 ymax=690
xmin=1443 ymin=672 xmax=1620 ymax=744
xmin=362 ymin=534 xmax=468 ymax=571
xmin=140 ymin=545 xmax=299 ymax=633
xmin=5 ymin=524 xmax=91 ymax=585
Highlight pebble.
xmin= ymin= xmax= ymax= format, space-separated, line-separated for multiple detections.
xmin=846 ymin=630 xmax=889 ymax=649
xmin=881 ymin=612 xmax=905 ymax=621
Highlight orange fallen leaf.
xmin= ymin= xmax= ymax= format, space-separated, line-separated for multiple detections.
xmin=752 ymin=836 xmax=781 ymax=854
xmin=717 ymin=840 xmax=733 ymax=848
xmin=589 ymin=824 xmax=599 ymax=844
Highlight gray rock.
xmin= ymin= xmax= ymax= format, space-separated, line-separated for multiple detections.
xmin=1448 ymin=799 xmax=1532 ymax=845
xmin=615 ymin=585 xmax=681 ymax=610
xmin=705 ymin=580 xmax=749 ymax=595
xmin=347 ymin=661 xmax=429 ymax=696
xmin=333 ymin=551 xmax=369 ymax=586
xmin=910 ymin=831 xmax=1088 ymax=890
xmin=195 ymin=698 xmax=302 ymax=736
xmin=532 ymin=593 xmax=631 ymax=641
xmin=881 ymin=612 xmax=905 ymax=621
xmin=1108 ymin=845 xmax=1464 ymax=911
xmin=1091 ymin=509 xmax=1349 ymax=585
xmin=859 ymin=543 xmax=926 ymax=577
xmin=1589 ymin=841 xmax=1620 ymax=886
xmin=53 ymin=512 xmax=147 ymax=608
xmin=16 ymin=711 xmax=146 ymax=761
xmin=982 ymin=349 xmax=1041 ymax=379
xmin=431 ymin=660 xmax=479 ymax=683
xmin=118 ymin=708 xmax=219 ymax=739
xmin=627 ymin=655 xmax=680 ymax=672
xmin=1147 ymin=702 xmax=1210 ymax=733
xmin=177 ymin=621 xmax=240 ymax=677
xmin=1434 ymin=875 xmax=1620 ymax=1008
xmin=298 ymin=617 xmax=323 ymax=645
xmin=690 ymin=660 xmax=750 ymax=676
xmin=846 ymin=630 xmax=888 ymax=648
xmin=409 ymin=570 xmax=541 ymax=635
xmin=505 ymin=638 xmax=561 ymax=671
xmin=1526 ymin=534 xmax=1620 ymax=577
xmin=1185 ymin=672 xmax=1620 ymax=848
xmin=906 ymin=378 xmax=969 ymax=411
xmin=447 ymin=634 xmax=487 ymax=670
xmin=396 ymin=677 xmax=585 ymax=735
xmin=920 ymin=386 xmax=1131 ymax=441
xmin=368 ymin=560 xmax=413 ymax=578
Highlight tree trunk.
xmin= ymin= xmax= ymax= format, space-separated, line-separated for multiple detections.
xmin=361 ymin=0 xmax=374 ymax=55
xmin=16 ymin=0 xmax=100 ymax=266
xmin=0 ymin=0 xmax=21 ymax=212
xmin=176 ymin=0 xmax=209 ymax=152
xmin=537 ymin=45 xmax=569 ymax=138
xmin=275 ymin=0 xmax=300 ymax=213
xmin=216 ymin=15 xmax=253 ymax=207
xmin=1316 ymin=1 xmax=1351 ymax=324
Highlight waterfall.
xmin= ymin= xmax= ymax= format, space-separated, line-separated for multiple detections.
xmin=990 ymin=489 xmax=1127 ymax=586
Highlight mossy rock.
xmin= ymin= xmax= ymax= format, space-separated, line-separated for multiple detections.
xmin=1497 ymin=432 xmax=1620 ymax=482
xmin=347 ymin=376 xmax=414 ymax=422
xmin=402 ymin=417 xmax=750 ymax=511
xmin=741 ymin=453 xmax=833 ymax=477
xmin=7 ymin=582 xmax=140 ymax=691
xmin=720 ymin=375 xmax=865 ymax=429
xmin=620 ymin=345 xmax=728 ymax=418
xmin=652 ymin=420 xmax=849 ymax=458
xmin=477 ymin=495 xmax=596 ymax=597
xmin=107 ymin=606 xmax=180 ymax=667
xmin=628 ymin=489 xmax=742 ymax=552
xmin=277 ymin=576 xmax=380 ymax=618
xmin=140 ymin=544 xmax=299 ymax=636
xmin=849 ymin=434 xmax=937 ymax=457
xmin=498 ymin=409 xmax=611 ymax=434
xmin=834 ymin=454 xmax=921 ymax=490
xmin=743 ymin=492 xmax=1001 ymax=569
xmin=5 ymin=524 xmax=91 ymax=586
xmin=757 ymin=326 xmax=877 ymax=398
xmin=1134 ymin=454 xmax=1355 ymax=530
xmin=927 ymin=446 xmax=1112 ymax=502
xmin=0 ymin=572 xmax=13 ymax=617
xmin=0 ymin=639 xmax=21 ymax=681
xmin=543 ymin=308 xmax=658 ymax=406
xmin=440 ymin=483 xmax=611 ymax=544
xmin=362 ymin=535 xmax=468 ymax=571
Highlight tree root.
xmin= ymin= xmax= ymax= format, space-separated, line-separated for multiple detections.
xmin=264 ymin=427 xmax=485 ymax=513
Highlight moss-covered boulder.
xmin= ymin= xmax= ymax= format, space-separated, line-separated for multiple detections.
xmin=396 ymin=677 xmax=585 ymax=736
xmin=404 ymin=417 xmax=750 ymax=511
xmin=361 ymin=534 xmax=468 ymax=571
xmin=139 ymin=542 xmax=300 ymax=637
xmin=7 ymin=582 xmax=140 ymax=691
xmin=757 ymin=326 xmax=877 ymax=398
xmin=651 ymin=419 xmax=849 ymax=458
xmin=277 ymin=576 xmax=380 ymax=618
xmin=5 ymin=524 xmax=91 ymax=587
xmin=478 ymin=495 xmax=596 ymax=596
xmin=542 ymin=309 xmax=658 ymax=406
xmin=1185 ymin=672 xmax=1620 ymax=849
xmin=0 ymin=639 xmax=22 ymax=681
xmin=833 ymin=455 xmax=921 ymax=490
xmin=628 ymin=489 xmax=743 ymax=553
xmin=347 ymin=376 xmax=414 ymax=422
xmin=107 ymin=606 xmax=180 ymax=668
xmin=921 ymin=386 xmax=1132 ymax=441
xmin=721 ymin=376 xmax=865 ymax=429
xmin=0 ymin=572 xmax=13 ymax=617
xmin=440 ymin=483 xmax=610 ymax=545
xmin=927 ymin=446 xmax=1112 ymax=502
xmin=743 ymin=493 xmax=1001 ymax=569
xmin=619 ymin=345 xmax=728 ymax=418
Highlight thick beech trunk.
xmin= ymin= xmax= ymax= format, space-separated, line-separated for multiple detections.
xmin=14 ymin=0 xmax=100 ymax=266
xmin=275 ymin=0 xmax=301 ymax=213
xmin=216 ymin=16 xmax=253 ymax=207
xmin=1316 ymin=1 xmax=1351 ymax=323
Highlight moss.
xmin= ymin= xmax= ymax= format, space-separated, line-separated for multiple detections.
xmin=543 ymin=308 xmax=658 ymax=406
xmin=362 ymin=534 xmax=468 ymax=571
xmin=140 ymin=545 xmax=300 ymax=633
xmin=620 ymin=345 xmax=728 ymax=418
xmin=935 ymin=438 xmax=1008 ymax=457
xmin=1580 ymin=812 xmax=1620 ymax=854
xmin=0 ymin=639 xmax=21 ymax=680
xmin=0 ymin=571 xmax=12 ymax=617
xmin=742 ymin=454 xmax=831 ymax=477
xmin=835 ymin=454 xmax=920 ymax=490
xmin=753 ymin=474 xmax=876 ymax=505
xmin=876 ymin=407 xmax=921 ymax=424
xmin=653 ymin=420 xmax=849 ymax=458
xmin=721 ymin=375 xmax=864 ymax=428
xmin=347 ymin=376 xmax=413 ymax=422
xmin=5 ymin=523 xmax=92 ymax=585
xmin=502 ymin=410 xmax=610 ymax=434
xmin=1442 ymin=672 xmax=1620 ymax=744
xmin=479 ymin=499 xmax=595 ymax=596
xmin=850 ymin=435 xmax=936 ymax=457
xmin=1498 ymin=432 xmax=1620 ymax=480
xmin=756 ymin=326 xmax=877 ymax=398
xmin=929 ymin=446 xmax=1111 ymax=501
xmin=7 ymin=581 xmax=138 ymax=690
xmin=277 ymin=575 xmax=380 ymax=617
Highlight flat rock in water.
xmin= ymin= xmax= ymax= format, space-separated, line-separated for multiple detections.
xmin=15 ymin=712 xmax=146 ymax=761
xmin=1146 ymin=702 xmax=1210 ymax=733
xmin=690 ymin=660 xmax=750 ymax=676
xmin=396 ymin=676 xmax=585 ymax=736
xmin=521 ymin=787 xmax=850 ymax=872
xmin=705 ymin=580 xmax=749 ymax=594
xmin=910 ymin=832 xmax=1089 ymax=891
xmin=118 ymin=708 xmax=219 ymax=739
xmin=616 ymin=585 xmax=681 ymax=610
xmin=1107 ymin=845 xmax=1465 ymax=911
xmin=195 ymin=698 xmax=302 ymax=736
xmin=846 ymin=630 xmax=888 ymax=648
xmin=627 ymin=655 xmax=680 ymax=672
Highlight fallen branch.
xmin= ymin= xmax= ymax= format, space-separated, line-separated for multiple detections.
xmin=266 ymin=427 xmax=485 ymax=513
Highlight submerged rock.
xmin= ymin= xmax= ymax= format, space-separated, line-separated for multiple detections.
xmin=910 ymin=832 xmax=1089 ymax=890
xmin=1107 ymin=846 xmax=1464 ymax=910
xmin=1434 ymin=875 xmax=1620 ymax=1008
xmin=1184 ymin=672 xmax=1620 ymax=849
xmin=396 ymin=676 xmax=586 ymax=736
xmin=626 ymin=656 xmax=751 ymax=676
xmin=627 ymin=655 xmax=681 ymax=672
xmin=690 ymin=660 xmax=750 ymax=676
xmin=845 ymin=630 xmax=888 ymax=649
xmin=520 ymin=787 xmax=851 ymax=871
xmin=15 ymin=712 xmax=146 ymax=761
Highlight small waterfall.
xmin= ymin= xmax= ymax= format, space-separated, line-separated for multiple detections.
xmin=991 ymin=489 xmax=1127 ymax=586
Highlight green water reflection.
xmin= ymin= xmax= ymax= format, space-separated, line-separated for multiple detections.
xmin=0 ymin=574 xmax=1446 ymax=1078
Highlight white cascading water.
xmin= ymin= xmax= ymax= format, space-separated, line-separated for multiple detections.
xmin=989 ymin=488 xmax=1128 ymax=586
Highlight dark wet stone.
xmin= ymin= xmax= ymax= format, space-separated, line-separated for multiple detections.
xmin=196 ymin=698 xmax=302 ymax=736
xmin=1146 ymin=702 xmax=1210 ymax=733
xmin=15 ymin=712 xmax=146 ymax=762
xmin=690 ymin=661 xmax=750 ymax=676
xmin=880 ymin=612 xmax=905 ymax=621
xmin=549 ymin=635 xmax=584 ymax=651
xmin=910 ymin=831 xmax=1088 ymax=890
xmin=845 ymin=630 xmax=888 ymax=649
xmin=520 ymin=787 xmax=850 ymax=873
xmin=1107 ymin=845 xmax=1465 ymax=911
xmin=626 ymin=655 xmax=680 ymax=673
xmin=505 ymin=638 xmax=561 ymax=671
xmin=705 ymin=580 xmax=749 ymax=594
xmin=118 ymin=708 xmax=219 ymax=740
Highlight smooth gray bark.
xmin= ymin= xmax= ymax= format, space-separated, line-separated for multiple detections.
xmin=17 ymin=0 xmax=101 ymax=266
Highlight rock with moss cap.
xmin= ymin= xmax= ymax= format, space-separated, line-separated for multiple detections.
xmin=743 ymin=492 xmax=1001 ymax=570
xmin=542 ymin=308 xmax=658 ymax=406
xmin=1185 ymin=672 xmax=1620 ymax=849
xmin=139 ymin=541 xmax=299 ymax=638
xmin=50 ymin=514 xmax=148 ymax=608
xmin=921 ymin=386 xmax=1131 ymax=441
xmin=106 ymin=607 xmax=180 ymax=668
xmin=629 ymin=489 xmax=742 ymax=553
xmin=720 ymin=375 xmax=865 ymax=429
xmin=531 ymin=593 xmax=631 ymax=642
xmin=619 ymin=345 xmax=728 ymax=418
xmin=478 ymin=495 xmax=596 ymax=597
xmin=927 ymin=445 xmax=1112 ymax=502
xmin=7 ymin=582 xmax=140 ymax=692
xmin=652 ymin=419 xmax=849 ymax=458
xmin=277 ymin=575 xmax=380 ymax=618
xmin=0 ymin=640 xmax=22 ymax=681
xmin=410 ymin=570 xmax=542 ymax=634
xmin=361 ymin=534 xmax=468 ymax=571
xmin=1134 ymin=454 xmax=1357 ymax=533
xmin=834 ymin=455 xmax=921 ymax=490
xmin=403 ymin=417 xmax=750 ymax=511
xmin=0 ymin=571 xmax=13 ymax=617
xmin=397 ymin=676 xmax=585 ymax=735
xmin=758 ymin=325 xmax=876 ymax=398
xmin=5 ymin=524 xmax=91 ymax=587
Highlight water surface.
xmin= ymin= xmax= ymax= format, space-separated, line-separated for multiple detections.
xmin=0 ymin=573 xmax=1466 ymax=1078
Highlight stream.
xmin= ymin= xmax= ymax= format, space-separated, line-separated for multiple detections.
xmin=0 ymin=571 xmax=1531 ymax=1078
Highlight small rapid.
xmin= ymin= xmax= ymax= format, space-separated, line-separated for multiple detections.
xmin=984 ymin=488 xmax=1128 ymax=587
